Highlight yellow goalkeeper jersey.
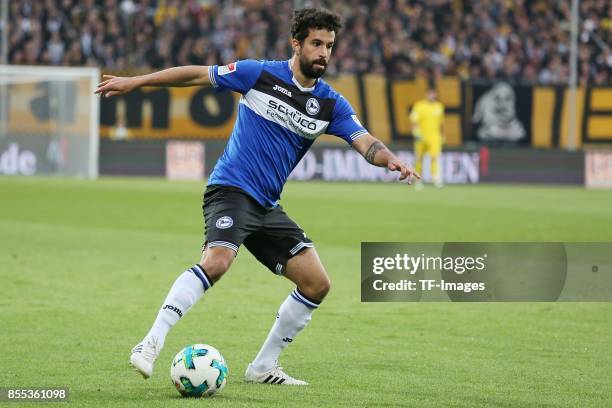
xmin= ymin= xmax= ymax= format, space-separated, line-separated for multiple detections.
xmin=410 ymin=100 xmax=445 ymax=140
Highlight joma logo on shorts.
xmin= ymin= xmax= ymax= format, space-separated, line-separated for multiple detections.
xmin=273 ymin=84 xmax=292 ymax=97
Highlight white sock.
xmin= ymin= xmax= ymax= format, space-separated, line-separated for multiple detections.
xmin=251 ymin=288 xmax=320 ymax=372
xmin=145 ymin=265 xmax=213 ymax=350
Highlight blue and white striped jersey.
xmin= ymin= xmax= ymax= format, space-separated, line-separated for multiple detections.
xmin=206 ymin=59 xmax=368 ymax=207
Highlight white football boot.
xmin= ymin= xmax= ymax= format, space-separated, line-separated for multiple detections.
xmin=244 ymin=362 xmax=308 ymax=385
xmin=129 ymin=336 xmax=161 ymax=379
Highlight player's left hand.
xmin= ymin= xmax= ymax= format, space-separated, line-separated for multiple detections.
xmin=388 ymin=159 xmax=420 ymax=185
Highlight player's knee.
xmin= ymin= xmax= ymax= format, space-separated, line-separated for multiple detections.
xmin=200 ymin=257 xmax=231 ymax=281
xmin=200 ymin=250 xmax=235 ymax=282
xmin=318 ymin=276 xmax=331 ymax=298
xmin=301 ymin=275 xmax=331 ymax=301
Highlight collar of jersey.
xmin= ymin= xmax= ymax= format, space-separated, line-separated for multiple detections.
xmin=286 ymin=59 xmax=317 ymax=92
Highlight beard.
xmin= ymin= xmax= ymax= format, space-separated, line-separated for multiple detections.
xmin=299 ymin=54 xmax=327 ymax=79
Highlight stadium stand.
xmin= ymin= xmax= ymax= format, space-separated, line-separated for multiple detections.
xmin=7 ymin=0 xmax=612 ymax=84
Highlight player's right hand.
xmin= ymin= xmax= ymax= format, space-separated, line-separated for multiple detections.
xmin=387 ymin=158 xmax=421 ymax=185
xmin=94 ymin=75 xmax=139 ymax=97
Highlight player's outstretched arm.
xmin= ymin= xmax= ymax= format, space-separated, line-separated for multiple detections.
xmin=94 ymin=65 xmax=211 ymax=97
xmin=352 ymin=133 xmax=421 ymax=184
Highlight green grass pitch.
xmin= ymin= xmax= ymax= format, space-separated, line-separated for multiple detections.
xmin=1 ymin=177 xmax=611 ymax=407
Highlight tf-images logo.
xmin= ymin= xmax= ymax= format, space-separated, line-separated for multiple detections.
xmin=273 ymin=84 xmax=292 ymax=97
xmin=306 ymin=98 xmax=320 ymax=115
xmin=216 ymin=216 xmax=234 ymax=229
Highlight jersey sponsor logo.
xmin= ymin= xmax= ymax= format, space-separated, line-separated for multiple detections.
xmin=351 ymin=114 xmax=363 ymax=127
xmin=267 ymin=99 xmax=318 ymax=132
xmin=218 ymin=62 xmax=236 ymax=76
xmin=163 ymin=304 xmax=183 ymax=317
xmin=240 ymin=89 xmax=329 ymax=139
xmin=306 ymin=97 xmax=320 ymax=116
xmin=272 ymin=84 xmax=292 ymax=98
xmin=216 ymin=216 xmax=234 ymax=229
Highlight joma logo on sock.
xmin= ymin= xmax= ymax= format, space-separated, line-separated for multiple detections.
xmin=282 ymin=337 xmax=293 ymax=343
xmin=163 ymin=304 xmax=183 ymax=317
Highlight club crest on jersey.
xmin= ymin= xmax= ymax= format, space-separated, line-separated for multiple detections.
xmin=273 ymin=84 xmax=292 ymax=97
xmin=306 ymin=98 xmax=320 ymax=116
xmin=216 ymin=216 xmax=233 ymax=229
xmin=218 ymin=63 xmax=236 ymax=76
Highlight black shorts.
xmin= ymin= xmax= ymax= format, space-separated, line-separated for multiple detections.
xmin=202 ymin=185 xmax=313 ymax=275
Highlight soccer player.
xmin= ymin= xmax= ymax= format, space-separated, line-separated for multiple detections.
xmin=95 ymin=8 xmax=419 ymax=385
xmin=410 ymin=86 xmax=445 ymax=188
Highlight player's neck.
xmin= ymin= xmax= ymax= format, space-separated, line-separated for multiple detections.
xmin=289 ymin=56 xmax=317 ymax=89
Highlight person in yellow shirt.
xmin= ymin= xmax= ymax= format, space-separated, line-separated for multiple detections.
xmin=410 ymin=86 xmax=445 ymax=188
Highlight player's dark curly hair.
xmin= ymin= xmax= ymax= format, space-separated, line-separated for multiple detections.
xmin=290 ymin=8 xmax=342 ymax=44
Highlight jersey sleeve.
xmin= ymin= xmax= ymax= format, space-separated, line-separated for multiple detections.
xmin=327 ymin=96 xmax=368 ymax=144
xmin=207 ymin=60 xmax=264 ymax=94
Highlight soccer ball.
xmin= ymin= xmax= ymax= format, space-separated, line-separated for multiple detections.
xmin=170 ymin=344 xmax=228 ymax=397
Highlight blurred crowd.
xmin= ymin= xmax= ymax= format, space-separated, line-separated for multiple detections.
xmin=6 ymin=0 xmax=612 ymax=84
